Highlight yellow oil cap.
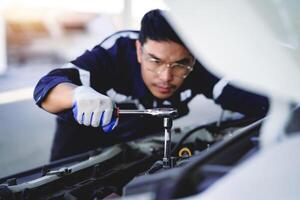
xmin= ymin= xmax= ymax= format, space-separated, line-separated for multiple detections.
xmin=178 ymin=147 xmax=192 ymax=157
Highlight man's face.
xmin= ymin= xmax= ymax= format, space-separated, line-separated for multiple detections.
xmin=136 ymin=39 xmax=194 ymax=99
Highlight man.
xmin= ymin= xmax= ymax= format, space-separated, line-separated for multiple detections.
xmin=34 ymin=9 xmax=268 ymax=161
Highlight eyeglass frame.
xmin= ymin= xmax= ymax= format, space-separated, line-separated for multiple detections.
xmin=140 ymin=46 xmax=196 ymax=79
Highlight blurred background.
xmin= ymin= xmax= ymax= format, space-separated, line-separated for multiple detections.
xmin=0 ymin=0 xmax=223 ymax=178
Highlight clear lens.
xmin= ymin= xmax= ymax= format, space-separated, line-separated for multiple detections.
xmin=141 ymin=46 xmax=195 ymax=79
xmin=143 ymin=55 xmax=194 ymax=79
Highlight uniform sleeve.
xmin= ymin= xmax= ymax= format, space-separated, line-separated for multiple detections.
xmin=33 ymin=45 xmax=116 ymax=108
xmin=214 ymin=80 xmax=269 ymax=117
xmin=191 ymin=62 xmax=269 ymax=117
xmin=33 ymin=68 xmax=81 ymax=107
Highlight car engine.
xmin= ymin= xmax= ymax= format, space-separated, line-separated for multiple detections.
xmin=0 ymin=117 xmax=262 ymax=200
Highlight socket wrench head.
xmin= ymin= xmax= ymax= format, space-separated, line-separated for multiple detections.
xmin=146 ymin=108 xmax=178 ymax=118
xmin=118 ymin=108 xmax=178 ymax=118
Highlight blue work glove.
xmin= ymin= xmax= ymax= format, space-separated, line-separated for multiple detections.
xmin=72 ymin=86 xmax=118 ymax=133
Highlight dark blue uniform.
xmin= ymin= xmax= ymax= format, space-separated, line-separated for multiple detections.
xmin=34 ymin=31 xmax=269 ymax=161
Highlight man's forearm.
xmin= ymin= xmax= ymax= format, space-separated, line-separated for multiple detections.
xmin=41 ymin=83 xmax=78 ymax=113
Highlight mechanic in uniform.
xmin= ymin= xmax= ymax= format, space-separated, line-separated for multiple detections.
xmin=34 ymin=9 xmax=269 ymax=161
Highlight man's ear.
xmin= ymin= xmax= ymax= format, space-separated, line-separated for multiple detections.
xmin=136 ymin=40 xmax=142 ymax=63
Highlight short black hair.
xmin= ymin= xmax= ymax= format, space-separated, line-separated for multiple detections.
xmin=139 ymin=9 xmax=185 ymax=46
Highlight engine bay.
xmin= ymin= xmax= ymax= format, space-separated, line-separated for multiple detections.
xmin=0 ymin=117 xmax=262 ymax=199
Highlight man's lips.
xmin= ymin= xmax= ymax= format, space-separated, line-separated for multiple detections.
xmin=155 ymin=84 xmax=174 ymax=93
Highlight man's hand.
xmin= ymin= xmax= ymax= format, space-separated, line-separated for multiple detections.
xmin=72 ymin=86 xmax=118 ymax=132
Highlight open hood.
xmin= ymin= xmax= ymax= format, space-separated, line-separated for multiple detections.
xmin=164 ymin=0 xmax=300 ymax=102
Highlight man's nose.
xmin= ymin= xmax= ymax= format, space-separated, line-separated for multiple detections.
xmin=158 ymin=65 xmax=174 ymax=82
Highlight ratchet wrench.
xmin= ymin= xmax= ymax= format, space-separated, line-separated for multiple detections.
xmin=118 ymin=108 xmax=178 ymax=168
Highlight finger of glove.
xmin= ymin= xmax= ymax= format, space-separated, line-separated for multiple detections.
xmin=91 ymin=111 xmax=101 ymax=127
xmin=103 ymin=117 xmax=119 ymax=133
xmin=83 ymin=112 xmax=92 ymax=126
xmin=100 ymin=108 xmax=114 ymax=127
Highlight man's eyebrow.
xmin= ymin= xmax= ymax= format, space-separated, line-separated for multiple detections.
xmin=147 ymin=52 xmax=192 ymax=64
xmin=148 ymin=53 xmax=162 ymax=60
xmin=174 ymin=58 xmax=192 ymax=64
